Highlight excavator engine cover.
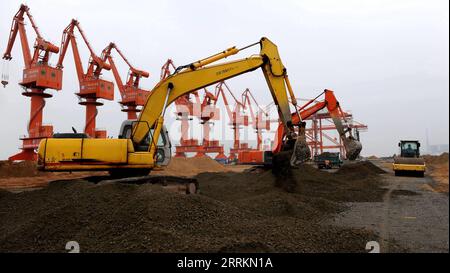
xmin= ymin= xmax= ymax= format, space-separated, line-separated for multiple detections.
xmin=343 ymin=137 xmax=362 ymax=160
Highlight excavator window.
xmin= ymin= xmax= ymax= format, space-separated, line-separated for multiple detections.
xmin=146 ymin=129 xmax=166 ymax=146
xmin=134 ymin=129 xmax=167 ymax=152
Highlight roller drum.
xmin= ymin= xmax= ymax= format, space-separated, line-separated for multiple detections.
xmin=394 ymin=157 xmax=425 ymax=165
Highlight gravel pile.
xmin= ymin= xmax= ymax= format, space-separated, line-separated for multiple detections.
xmin=0 ymin=160 xmax=405 ymax=253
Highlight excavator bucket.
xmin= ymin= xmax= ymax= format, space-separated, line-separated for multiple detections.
xmin=290 ymin=125 xmax=311 ymax=166
xmin=343 ymin=137 xmax=362 ymax=160
xmin=330 ymin=114 xmax=362 ymax=160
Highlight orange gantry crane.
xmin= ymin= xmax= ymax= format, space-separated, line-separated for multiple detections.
xmin=195 ymin=88 xmax=226 ymax=161
xmin=160 ymin=59 xmax=226 ymax=160
xmin=214 ymin=81 xmax=249 ymax=162
xmin=160 ymin=59 xmax=201 ymax=157
xmin=241 ymin=88 xmax=270 ymax=151
xmin=56 ymin=19 xmax=114 ymax=138
xmin=2 ymin=4 xmax=62 ymax=161
xmin=102 ymin=42 xmax=150 ymax=119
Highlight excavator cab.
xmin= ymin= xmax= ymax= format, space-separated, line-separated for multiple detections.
xmin=393 ymin=140 xmax=425 ymax=177
xmin=118 ymin=120 xmax=172 ymax=166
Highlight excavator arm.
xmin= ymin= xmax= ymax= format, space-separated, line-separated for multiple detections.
xmin=133 ymin=38 xmax=295 ymax=146
xmin=274 ymin=89 xmax=362 ymax=160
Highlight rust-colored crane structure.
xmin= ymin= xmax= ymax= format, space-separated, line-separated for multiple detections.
xmin=214 ymin=81 xmax=249 ymax=162
xmin=57 ymin=19 xmax=114 ymax=138
xmin=160 ymin=59 xmax=226 ymax=160
xmin=195 ymin=88 xmax=226 ymax=161
xmin=305 ymin=111 xmax=367 ymax=158
xmin=2 ymin=4 xmax=62 ymax=161
xmin=241 ymin=88 xmax=270 ymax=151
xmin=102 ymin=42 xmax=150 ymax=120
xmin=160 ymin=59 xmax=201 ymax=157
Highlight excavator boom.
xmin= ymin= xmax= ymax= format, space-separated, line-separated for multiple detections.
xmin=133 ymin=38 xmax=294 ymax=144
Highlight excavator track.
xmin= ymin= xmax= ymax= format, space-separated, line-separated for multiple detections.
xmin=100 ymin=175 xmax=199 ymax=194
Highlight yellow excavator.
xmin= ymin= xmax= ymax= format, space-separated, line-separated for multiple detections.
xmin=37 ymin=37 xmax=362 ymax=191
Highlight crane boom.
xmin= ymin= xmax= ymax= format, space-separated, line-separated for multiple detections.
xmin=101 ymin=42 xmax=150 ymax=119
xmin=3 ymin=4 xmax=59 ymax=67
xmin=57 ymin=19 xmax=110 ymax=76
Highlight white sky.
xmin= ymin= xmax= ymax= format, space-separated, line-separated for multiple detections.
xmin=0 ymin=0 xmax=448 ymax=159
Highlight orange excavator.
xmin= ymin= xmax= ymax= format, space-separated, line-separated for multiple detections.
xmin=101 ymin=42 xmax=150 ymax=120
xmin=56 ymin=19 xmax=114 ymax=138
xmin=2 ymin=4 xmax=62 ymax=161
xmin=239 ymin=89 xmax=362 ymax=164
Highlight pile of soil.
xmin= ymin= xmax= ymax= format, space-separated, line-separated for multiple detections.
xmin=336 ymin=160 xmax=386 ymax=179
xmin=0 ymin=160 xmax=108 ymax=191
xmin=0 ymin=160 xmax=405 ymax=253
xmin=0 ymin=161 xmax=42 ymax=178
xmin=423 ymin=153 xmax=449 ymax=165
xmin=423 ymin=153 xmax=449 ymax=193
xmin=155 ymin=157 xmax=228 ymax=177
xmin=0 ymin=157 xmax=226 ymax=190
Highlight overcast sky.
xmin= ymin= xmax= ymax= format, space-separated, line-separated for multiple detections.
xmin=0 ymin=0 xmax=448 ymax=159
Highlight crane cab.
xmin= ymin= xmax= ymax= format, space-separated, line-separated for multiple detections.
xmin=20 ymin=65 xmax=63 ymax=91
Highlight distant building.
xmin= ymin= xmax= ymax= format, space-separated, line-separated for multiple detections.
xmin=427 ymin=144 xmax=449 ymax=155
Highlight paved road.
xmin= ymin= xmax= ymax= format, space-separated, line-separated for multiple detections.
xmin=328 ymin=160 xmax=449 ymax=253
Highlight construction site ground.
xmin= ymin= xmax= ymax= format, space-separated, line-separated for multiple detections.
xmin=0 ymin=155 xmax=448 ymax=253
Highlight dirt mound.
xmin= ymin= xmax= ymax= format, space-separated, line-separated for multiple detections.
xmin=336 ymin=160 xmax=386 ymax=179
xmin=200 ymin=163 xmax=387 ymax=206
xmin=155 ymin=157 xmax=227 ymax=177
xmin=0 ymin=161 xmax=41 ymax=178
xmin=423 ymin=153 xmax=449 ymax=165
xmin=423 ymin=153 xmax=449 ymax=193
xmin=0 ymin=160 xmax=108 ymax=190
xmin=0 ymin=162 xmax=404 ymax=253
